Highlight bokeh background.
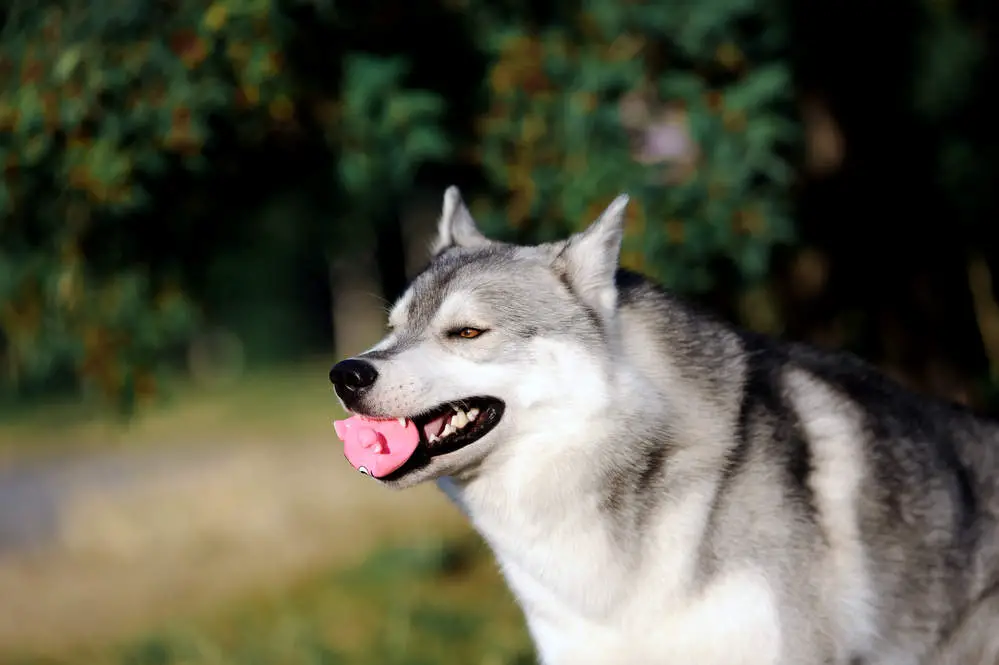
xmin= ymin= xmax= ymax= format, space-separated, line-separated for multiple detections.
xmin=1 ymin=0 xmax=997 ymax=663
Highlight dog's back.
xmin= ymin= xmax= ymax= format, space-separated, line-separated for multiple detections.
xmin=619 ymin=271 xmax=999 ymax=663
xmin=788 ymin=340 xmax=999 ymax=663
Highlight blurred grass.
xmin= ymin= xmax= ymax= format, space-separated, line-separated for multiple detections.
xmin=10 ymin=535 xmax=533 ymax=665
xmin=0 ymin=358 xmax=341 ymax=459
xmin=0 ymin=354 xmax=533 ymax=665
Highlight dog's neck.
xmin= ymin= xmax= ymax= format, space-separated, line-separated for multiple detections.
xmin=445 ymin=361 xmax=739 ymax=618
xmin=435 ymin=286 xmax=749 ymax=624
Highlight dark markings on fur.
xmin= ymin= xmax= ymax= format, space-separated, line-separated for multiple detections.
xmin=934 ymin=579 xmax=999 ymax=657
xmin=745 ymin=333 xmax=817 ymax=518
xmin=698 ymin=376 xmax=754 ymax=572
xmin=784 ymin=418 xmax=816 ymax=505
xmin=720 ymin=355 xmax=758 ymax=491
xmin=746 ymin=336 xmax=816 ymax=514
xmin=632 ymin=443 xmax=670 ymax=533
xmin=598 ymin=442 xmax=671 ymax=549
xmin=936 ymin=431 xmax=979 ymax=557
xmin=637 ymin=444 xmax=669 ymax=494
xmin=361 ymin=348 xmax=392 ymax=361
xmin=700 ymin=334 xmax=818 ymax=575
xmin=789 ymin=341 xmax=983 ymax=543
xmin=404 ymin=247 xmax=510 ymax=331
xmin=407 ymin=264 xmax=456 ymax=329
xmin=406 ymin=245 xmax=563 ymax=339
xmin=600 ymin=467 xmax=628 ymax=517
xmin=596 ymin=272 xmax=677 ymax=536
xmin=548 ymin=238 xmax=604 ymax=335
xmin=556 ymin=270 xmax=603 ymax=334
xmin=361 ymin=340 xmax=413 ymax=361
xmin=594 ymin=277 xmax=682 ymax=537
xmin=784 ymin=341 xmax=995 ymax=641
xmin=613 ymin=269 xmax=648 ymax=293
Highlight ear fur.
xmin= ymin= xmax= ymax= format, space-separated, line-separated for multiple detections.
xmin=553 ymin=194 xmax=629 ymax=319
xmin=430 ymin=186 xmax=491 ymax=255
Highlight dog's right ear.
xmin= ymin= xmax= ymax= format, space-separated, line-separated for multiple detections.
xmin=430 ymin=186 xmax=491 ymax=255
xmin=551 ymin=194 xmax=629 ymax=321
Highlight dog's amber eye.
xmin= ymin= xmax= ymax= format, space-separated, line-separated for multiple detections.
xmin=454 ymin=327 xmax=483 ymax=339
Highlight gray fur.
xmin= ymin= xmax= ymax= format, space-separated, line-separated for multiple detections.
xmin=331 ymin=187 xmax=999 ymax=665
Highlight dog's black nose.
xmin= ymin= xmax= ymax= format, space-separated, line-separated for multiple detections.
xmin=329 ymin=358 xmax=378 ymax=401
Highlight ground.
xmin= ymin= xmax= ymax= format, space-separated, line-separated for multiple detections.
xmin=0 ymin=360 xmax=531 ymax=665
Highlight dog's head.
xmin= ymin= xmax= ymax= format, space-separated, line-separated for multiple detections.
xmin=330 ymin=186 xmax=630 ymax=487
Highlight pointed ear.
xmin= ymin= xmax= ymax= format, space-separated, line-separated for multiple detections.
xmin=430 ymin=186 xmax=491 ymax=255
xmin=553 ymin=194 xmax=629 ymax=319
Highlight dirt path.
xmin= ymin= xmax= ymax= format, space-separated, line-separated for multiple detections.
xmin=0 ymin=438 xmax=467 ymax=658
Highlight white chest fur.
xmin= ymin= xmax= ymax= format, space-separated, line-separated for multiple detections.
xmin=504 ymin=560 xmax=782 ymax=665
xmin=450 ymin=471 xmax=784 ymax=665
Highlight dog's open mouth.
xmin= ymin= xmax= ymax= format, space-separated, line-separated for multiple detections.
xmin=333 ymin=397 xmax=504 ymax=481
xmin=413 ymin=398 xmax=504 ymax=456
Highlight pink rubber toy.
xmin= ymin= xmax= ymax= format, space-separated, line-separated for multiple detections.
xmin=333 ymin=415 xmax=420 ymax=478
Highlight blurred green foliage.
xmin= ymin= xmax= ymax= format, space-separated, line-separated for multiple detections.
xmin=472 ymin=0 xmax=797 ymax=292
xmin=1 ymin=0 xmax=997 ymax=412
xmin=0 ymin=0 xmax=449 ymax=410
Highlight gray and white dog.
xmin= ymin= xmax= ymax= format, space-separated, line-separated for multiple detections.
xmin=329 ymin=187 xmax=999 ymax=665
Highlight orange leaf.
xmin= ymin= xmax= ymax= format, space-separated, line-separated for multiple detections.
xmin=171 ymin=30 xmax=208 ymax=68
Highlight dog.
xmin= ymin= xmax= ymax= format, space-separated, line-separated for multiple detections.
xmin=329 ymin=187 xmax=999 ymax=664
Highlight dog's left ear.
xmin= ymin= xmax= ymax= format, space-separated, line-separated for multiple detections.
xmin=431 ymin=186 xmax=491 ymax=255
xmin=554 ymin=194 xmax=630 ymax=319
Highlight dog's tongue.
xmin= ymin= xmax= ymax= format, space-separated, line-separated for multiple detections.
xmin=333 ymin=415 xmax=419 ymax=478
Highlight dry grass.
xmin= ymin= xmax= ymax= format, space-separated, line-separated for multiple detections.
xmin=0 ymin=358 xmax=516 ymax=662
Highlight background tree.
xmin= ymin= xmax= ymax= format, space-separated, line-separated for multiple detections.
xmin=2 ymin=0 xmax=998 ymax=414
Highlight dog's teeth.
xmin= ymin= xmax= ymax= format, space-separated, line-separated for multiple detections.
xmin=441 ymin=424 xmax=454 ymax=438
xmin=453 ymin=411 xmax=468 ymax=429
xmin=467 ymin=408 xmax=479 ymax=421
xmin=428 ymin=433 xmax=439 ymax=443
xmin=398 ymin=418 xmax=406 ymax=427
